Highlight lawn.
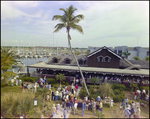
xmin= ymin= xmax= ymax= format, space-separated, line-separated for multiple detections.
xmin=1 ymin=85 xmax=22 ymax=96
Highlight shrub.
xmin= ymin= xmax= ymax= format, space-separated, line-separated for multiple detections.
xmin=112 ymin=91 xmax=125 ymax=103
xmin=114 ymin=89 xmax=120 ymax=95
xmin=113 ymin=95 xmax=122 ymax=103
xmin=1 ymin=82 xmax=9 ymax=87
xmin=111 ymin=84 xmax=126 ymax=91
xmin=1 ymin=91 xmax=35 ymax=118
xmin=103 ymin=103 xmax=110 ymax=108
xmin=47 ymin=78 xmax=58 ymax=84
xmin=62 ymin=81 xmax=69 ymax=86
xmin=79 ymin=89 xmax=87 ymax=99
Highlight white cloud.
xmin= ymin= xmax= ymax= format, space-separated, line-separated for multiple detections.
xmin=1 ymin=1 xmax=149 ymax=48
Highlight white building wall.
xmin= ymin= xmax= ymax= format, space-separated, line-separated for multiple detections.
xmin=128 ymin=50 xmax=137 ymax=60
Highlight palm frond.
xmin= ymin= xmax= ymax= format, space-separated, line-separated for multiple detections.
xmin=70 ymin=23 xmax=84 ymax=34
xmin=52 ymin=15 xmax=62 ymax=21
xmin=72 ymin=14 xmax=84 ymax=21
xmin=53 ymin=23 xmax=66 ymax=33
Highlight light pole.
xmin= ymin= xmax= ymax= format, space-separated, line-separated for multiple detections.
xmin=34 ymin=98 xmax=37 ymax=117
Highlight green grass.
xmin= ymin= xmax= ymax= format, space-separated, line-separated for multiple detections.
xmin=1 ymin=85 xmax=23 ymax=96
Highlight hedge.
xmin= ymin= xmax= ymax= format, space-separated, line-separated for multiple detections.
xmin=111 ymin=84 xmax=126 ymax=91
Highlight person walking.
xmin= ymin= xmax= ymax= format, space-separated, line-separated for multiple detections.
xmin=85 ymin=100 xmax=89 ymax=111
xmin=19 ymin=79 xmax=22 ymax=86
xmin=52 ymin=90 xmax=55 ymax=101
xmin=125 ymin=106 xmax=131 ymax=118
xmin=82 ymin=102 xmax=85 ymax=117
xmin=52 ymin=104 xmax=56 ymax=118
xmin=135 ymin=90 xmax=138 ymax=100
xmin=16 ymin=79 xmax=18 ymax=86
xmin=99 ymin=101 xmax=103 ymax=112
xmin=96 ymin=96 xmax=101 ymax=104
xmin=63 ymin=108 xmax=67 ymax=119
xmin=70 ymin=96 xmax=74 ymax=109
xmin=34 ymin=83 xmax=37 ymax=92
xmin=22 ymin=83 xmax=24 ymax=90
xmin=56 ymin=103 xmax=60 ymax=114
xmin=75 ymin=84 xmax=78 ymax=93
xmin=11 ymin=78 xmax=14 ymax=86
xmin=74 ymin=101 xmax=78 ymax=115
xmin=55 ymin=90 xmax=59 ymax=101
xmin=66 ymin=100 xmax=70 ymax=113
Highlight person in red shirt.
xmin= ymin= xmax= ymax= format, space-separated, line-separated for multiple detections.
xmin=75 ymin=84 xmax=78 ymax=92
xmin=135 ymin=90 xmax=138 ymax=100
xmin=70 ymin=96 xmax=74 ymax=109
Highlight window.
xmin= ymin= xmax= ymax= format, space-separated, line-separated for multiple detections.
xmin=53 ymin=58 xmax=58 ymax=63
xmin=97 ymin=56 xmax=104 ymax=62
xmin=66 ymin=59 xmax=70 ymax=64
xmin=147 ymin=51 xmax=149 ymax=56
xmin=104 ymin=56 xmax=111 ymax=62
xmin=84 ymin=60 xmax=86 ymax=64
xmin=118 ymin=50 xmax=122 ymax=56
xmin=79 ymin=60 xmax=83 ymax=64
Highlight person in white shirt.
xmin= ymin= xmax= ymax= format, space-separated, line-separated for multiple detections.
xmin=74 ymin=102 xmax=78 ymax=114
xmin=19 ymin=79 xmax=22 ymax=86
xmin=34 ymin=84 xmax=37 ymax=92
xmin=11 ymin=79 xmax=14 ymax=86
xmin=105 ymin=76 xmax=108 ymax=83
xmin=142 ymin=89 xmax=146 ymax=94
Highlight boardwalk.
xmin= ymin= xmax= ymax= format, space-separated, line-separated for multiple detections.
xmin=53 ymin=86 xmax=82 ymax=118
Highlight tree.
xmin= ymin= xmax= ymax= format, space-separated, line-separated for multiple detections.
xmin=52 ymin=5 xmax=90 ymax=95
xmin=144 ymin=56 xmax=149 ymax=61
xmin=86 ymin=50 xmax=90 ymax=56
xmin=90 ymin=77 xmax=99 ymax=89
xmin=99 ymin=83 xmax=114 ymax=99
xmin=37 ymin=88 xmax=49 ymax=108
xmin=133 ymin=56 xmax=140 ymax=60
xmin=55 ymin=73 xmax=65 ymax=85
xmin=121 ymin=51 xmax=131 ymax=59
xmin=1 ymin=47 xmax=20 ymax=83
xmin=129 ymin=82 xmax=138 ymax=92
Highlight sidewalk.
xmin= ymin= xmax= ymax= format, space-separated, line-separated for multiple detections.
xmin=53 ymin=86 xmax=82 ymax=118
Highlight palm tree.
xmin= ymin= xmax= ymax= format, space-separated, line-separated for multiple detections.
xmin=90 ymin=77 xmax=99 ymax=90
xmin=52 ymin=5 xmax=90 ymax=95
xmin=55 ymin=73 xmax=65 ymax=85
xmin=1 ymin=47 xmax=20 ymax=83
xmin=37 ymin=88 xmax=49 ymax=108
xmin=129 ymin=82 xmax=138 ymax=92
xmin=121 ymin=51 xmax=131 ymax=59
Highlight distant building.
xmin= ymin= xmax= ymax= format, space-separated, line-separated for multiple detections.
xmin=114 ymin=46 xmax=149 ymax=60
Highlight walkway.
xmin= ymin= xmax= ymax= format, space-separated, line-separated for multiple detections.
xmin=53 ymin=86 xmax=82 ymax=118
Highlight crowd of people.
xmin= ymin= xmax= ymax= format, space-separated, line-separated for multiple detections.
xmin=50 ymin=84 xmax=104 ymax=118
xmin=9 ymin=75 xmax=149 ymax=118
xmin=120 ymin=97 xmax=141 ymax=118
xmin=134 ymin=89 xmax=149 ymax=102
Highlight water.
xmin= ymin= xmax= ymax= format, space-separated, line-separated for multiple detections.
xmin=8 ymin=57 xmax=50 ymax=80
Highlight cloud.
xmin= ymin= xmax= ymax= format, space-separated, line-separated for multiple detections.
xmin=1 ymin=1 xmax=149 ymax=48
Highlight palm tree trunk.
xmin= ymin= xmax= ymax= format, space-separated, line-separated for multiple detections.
xmin=67 ymin=31 xmax=90 ymax=95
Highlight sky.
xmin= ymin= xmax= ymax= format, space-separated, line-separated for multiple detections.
xmin=1 ymin=1 xmax=149 ymax=48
